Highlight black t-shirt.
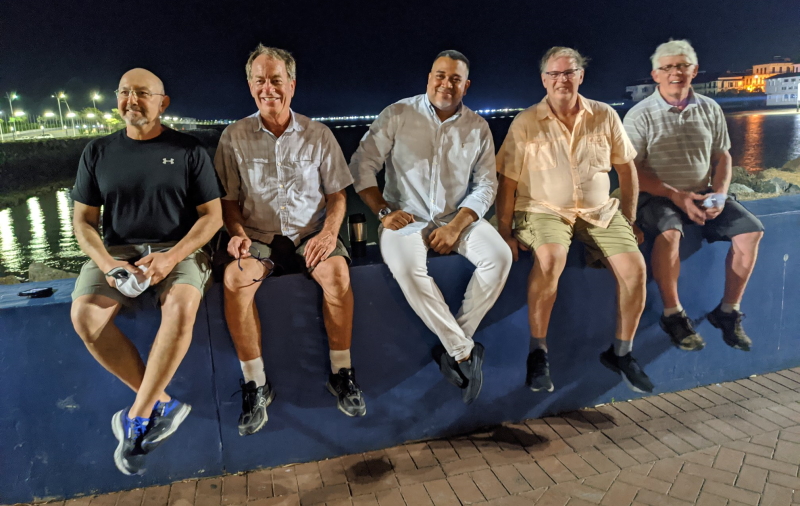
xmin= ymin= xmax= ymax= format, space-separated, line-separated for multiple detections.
xmin=71 ymin=128 xmax=224 ymax=246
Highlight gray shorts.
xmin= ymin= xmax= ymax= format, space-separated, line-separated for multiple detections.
xmin=637 ymin=193 xmax=764 ymax=242
xmin=231 ymin=233 xmax=350 ymax=277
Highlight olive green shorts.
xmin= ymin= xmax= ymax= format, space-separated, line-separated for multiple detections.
xmin=514 ymin=211 xmax=640 ymax=268
xmin=71 ymin=242 xmax=213 ymax=307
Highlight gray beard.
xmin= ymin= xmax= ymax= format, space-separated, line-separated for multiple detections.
xmin=124 ymin=111 xmax=148 ymax=127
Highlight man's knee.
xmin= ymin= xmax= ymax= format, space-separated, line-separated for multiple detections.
xmin=223 ymin=259 xmax=267 ymax=292
xmin=161 ymin=286 xmax=202 ymax=327
xmin=71 ymin=296 xmax=119 ymax=344
xmin=315 ymin=257 xmax=352 ymax=299
xmin=656 ymin=228 xmax=682 ymax=248
xmin=732 ymin=231 xmax=763 ymax=254
xmin=534 ymin=244 xmax=568 ymax=277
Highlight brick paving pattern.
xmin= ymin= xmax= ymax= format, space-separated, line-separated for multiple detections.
xmin=10 ymin=368 xmax=800 ymax=506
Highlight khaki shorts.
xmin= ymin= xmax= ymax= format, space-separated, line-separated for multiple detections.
xmin=71 ymin=242 xmax=213 ymax=307
xmin=514 ymin=211 xmax=640 ymax=268
xmin=245 ymin=233 xmax=350 ymax=276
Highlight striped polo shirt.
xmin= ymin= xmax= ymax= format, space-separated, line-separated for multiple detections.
xmin=623 ymin=88 xmax=730 ymax=192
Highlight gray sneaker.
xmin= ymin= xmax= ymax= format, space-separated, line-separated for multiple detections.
xmin=238 ymin=379 xmax=275 ymax=436
xmin=708 ymin=305 xmax=752 ymax=351
xmin=327 ymin=368 xmax=367 ymax=417
xmin=660 ymin=310 xmax=705 ymax=351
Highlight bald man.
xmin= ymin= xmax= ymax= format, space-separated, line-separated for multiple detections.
xmin=70 ymin=68 xmax=224 ymax=475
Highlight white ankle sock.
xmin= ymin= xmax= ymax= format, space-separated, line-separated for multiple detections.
xmin=721 ymin=302 xmax=740 ymax=313
xmin=664 ymin=304 xmax=684 ymax=317
xmin=330 ymin=349 xmax=352 ymax=373
xmin=240 ymin=357 xmax=266 ymax=387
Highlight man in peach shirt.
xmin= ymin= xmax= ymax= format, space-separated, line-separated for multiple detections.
xmin=496 ymin=47 xmax=654 ymax=394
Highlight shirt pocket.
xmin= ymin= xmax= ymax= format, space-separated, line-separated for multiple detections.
xmin=586 ymin=134 xmax=611 ymax=170
xmin=448 ymin=138 xmax=481 ymax=174
xmin=524 ymin=140 xmax=556 ymax=171
xmin=286 ymin=159 xmax=321 ymax=195
xmin=245 ymin=157 xmax=271 ymax=192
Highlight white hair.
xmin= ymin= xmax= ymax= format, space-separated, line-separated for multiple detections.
xmin=651 ymin=39 xmax=698 ymax=70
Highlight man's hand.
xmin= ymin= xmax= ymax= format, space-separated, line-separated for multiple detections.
xmin=228 ymin=235 xmax=252 ymax=259
xmin=135 ymin=251 xmax=179 ymax=285
xmin=500 ymin=233 xmax=528 ymax=262
xmin=304 ymin=231 xmax=337 ymax=269
xmin=102 ymin=260 xmax=143 ymax=288
xmin=429 ymin=224 xmax=462 ymax=255
xmin=705 ymin=205 xmax=724 ymax=220
xmin=632 ymin=223 xmax=645 ymax=245
xmin=670 ymin=191 xmax=706 ymax=225
xmin=382 ymin=211 xmax=415 ymax=231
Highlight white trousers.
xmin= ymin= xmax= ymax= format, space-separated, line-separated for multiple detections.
xmin=379 ymin=219 xmax=513 ymax=361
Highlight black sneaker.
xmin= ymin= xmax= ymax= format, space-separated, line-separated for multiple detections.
xmin=141 ymin=398 xmax=191 ymax=453
xmin=456 ymin=342 xmax=485 ymax=405
xmin=660 ymin=310 xmax=705 ymax=351
xmin=237 ymin=379 xmax=275 ymax=436
xmin=111 ymin=408 xmax=148 ymax=476
xmin=432 ymin=344 xmax=466 ymax=388
xmin=526 ymin=349 xmax=554 ymax=392
xmin=326 ymin=368 xmax=367 ymax=417
xmin=708 ymin=305 xmax=752 ymax=351
xmin=599 ymin=346 xmax=654 ymax=393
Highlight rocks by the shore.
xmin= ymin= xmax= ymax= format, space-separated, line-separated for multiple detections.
xmin=28 ymin=262 xmax=78 ymax=282
xmin=787 ymin=184 xmax=800 ymax=194
xmin=0 ymin=275 xmax=21 ymax=285
xmin=729 ymin=183 xmax=755 ymax=194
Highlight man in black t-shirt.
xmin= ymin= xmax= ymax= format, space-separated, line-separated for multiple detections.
xmin=70 ymin=68 xmax=223 ymax=476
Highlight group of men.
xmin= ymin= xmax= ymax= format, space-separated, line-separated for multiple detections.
xmin=68 ymin=39 xmax=764 ymax=475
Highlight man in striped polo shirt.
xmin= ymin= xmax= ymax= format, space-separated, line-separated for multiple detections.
xmin=623 ymin=40 xmax=764 ymax=352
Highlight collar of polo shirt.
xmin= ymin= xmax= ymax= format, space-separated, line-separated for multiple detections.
xmin=654 ymin=86 xmax=698 ymax=112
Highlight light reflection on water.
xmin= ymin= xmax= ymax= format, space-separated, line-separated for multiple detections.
xmin=726 ymin=112 xmax=800 ymax=171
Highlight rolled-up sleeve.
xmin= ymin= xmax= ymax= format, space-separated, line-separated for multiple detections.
xmin=609 ymin=108 xmax=637 ymax=164
xmin=214 ymin=126 xmax=241 ymax=202
xmin=349 ymin=105 xmax=397 ymax=192
xmin=319 ymin=126 xmax=354 ymax=195
xmin=459 ymin=121 xmax=497 ymax=218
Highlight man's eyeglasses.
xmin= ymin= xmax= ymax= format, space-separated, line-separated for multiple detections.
xmin=544 ymin=69 xmax=582 ymax=81
xmin=656 ymin=63 xmax=694 ymax=73
xmin=115 ymin=89 xmax=165 ymax=100
xmin=237 ymin=251 xmax=274 ymax=283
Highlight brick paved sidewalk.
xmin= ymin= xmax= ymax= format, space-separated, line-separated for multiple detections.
xmin=11 ymin=368 xmax=800 ymax=506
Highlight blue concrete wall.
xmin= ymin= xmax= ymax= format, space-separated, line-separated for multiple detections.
xmin=1 ymin=195 xmax=798 ymax=503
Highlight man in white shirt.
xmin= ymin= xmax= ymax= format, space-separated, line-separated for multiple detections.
xmin=623 ymin=40 xmax=764 ymax=353
xmin=216 ymin=45 xmax=365 ymax=436
xmin=350 ymin=50 xmax=512 ymax=405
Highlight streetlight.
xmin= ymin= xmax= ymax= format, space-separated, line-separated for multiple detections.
xmin=5 ymin=92 xmax=18 ymax=140
xmin=44 ymin=111 xmax=55 ymax=130
xmin=91 ymin=92 xmax=101 ymax=110
xmin=52 ymin=92 xmax=65 ymax=129
xmin=66 ymin=111 xmax=77 ymax=136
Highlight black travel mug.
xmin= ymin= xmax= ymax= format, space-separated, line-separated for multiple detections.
xmin=348 ymin=213 xmax=367 ymax=258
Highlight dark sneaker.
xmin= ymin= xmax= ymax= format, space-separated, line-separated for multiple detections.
xmin=238 ymin=379 xmax=275 ymax=436
xmin=708 ymin=305 xmax=752 ymax=351
xmin=599 ymin=346 xmax=654 ymax=393
xmin=141 ymin=398 xmax=192 ymax=453
xmin=327 ymin=368 xmax=367 ymax=417
xmin=111 ymin=408 xmax=148 ymax=476
xmin=456 ymin=342 xmax=485 ymax=405
xmin=526 ymin=349 xmax=554 ymax=392
xmin=660 ymin=310 xmax=705 ymax=351
xmin=432 ymin=344 xmax=466 ymax=388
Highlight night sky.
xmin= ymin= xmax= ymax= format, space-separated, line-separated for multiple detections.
xmin=1 ymin=0 xmax=798 ymax=120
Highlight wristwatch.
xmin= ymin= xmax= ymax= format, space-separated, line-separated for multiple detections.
xmin=377 ymin=207 xmax=392 ymax=221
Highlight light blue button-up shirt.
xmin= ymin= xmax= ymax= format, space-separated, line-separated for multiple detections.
xmin=215 ymin=110 xmax=353 ymax=246
xmin=349 ymin=94 xmax=497 ymax=235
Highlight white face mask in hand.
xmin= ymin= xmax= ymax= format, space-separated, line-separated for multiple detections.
xmin=107 ymin=265 xmax=150 ymax=298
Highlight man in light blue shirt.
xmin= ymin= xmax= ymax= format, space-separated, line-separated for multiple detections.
xmin=350 ymin=50 xmax=512 ymax=405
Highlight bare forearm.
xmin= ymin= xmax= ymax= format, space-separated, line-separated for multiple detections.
xmin=357 ymin=186 xmax=389 ymax=216
xmin=448 ymin=207 xmax=478 ymax=234
xmin=168 ymin=213 xmax=223 ymax=262
xmin=221 ymin=200 xmax=247 ymax=238
xmin=321 ymin=190 xmax=347 ymax=234
xmin=496 ymin=175 xmax=517 ymax=237
xmin=615 ymin=162 xmax=639 ymax=221
xmin=710 ymin=152 xmax=732 ymax=194
xmin=636 ymin=163 xmax=679 ymax=199
xmin=74 ymin=222 xmax=116 ymax=272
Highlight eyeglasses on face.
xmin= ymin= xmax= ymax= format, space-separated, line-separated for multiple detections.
xmin=115 ymin=89 xmax=165 ymax=99
xmin=657 ymin=63 xmax=695 ymax=73
xmin=544 ymin=69 xmax=582 ymax=80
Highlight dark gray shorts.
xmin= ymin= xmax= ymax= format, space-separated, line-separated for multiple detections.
xmin=637 ymin=193 xmax=764 ymax=242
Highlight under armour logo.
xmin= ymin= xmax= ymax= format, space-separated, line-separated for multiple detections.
xmin=162 ymin=158 xmax=174 ymax=164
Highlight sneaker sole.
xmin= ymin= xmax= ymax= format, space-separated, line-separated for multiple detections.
xmin=238 ymin=390 xmax=276 ymax=436
xmin=527 ymin=381 xmax=555 ymax=393
xmin=659 ymin=320 xmax=705 ymax=351
xmin=598 ymin=353 xmax=649 ymax=394
xmin=707 ymin=313 xmax=752 ymax=351
xmin=111 ymin=410 xmax=142 ymax=476
xmin=326 ymin=382 xmax=367 ymax=417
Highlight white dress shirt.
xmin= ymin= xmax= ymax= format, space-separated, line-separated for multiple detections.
xmin=349 ymin=94 xmax=497 ymax=235
xmin=215 ymin=110 xmax=353 ymax=246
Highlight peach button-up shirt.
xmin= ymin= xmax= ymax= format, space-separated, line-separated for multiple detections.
xmin=497 ymin=95 xmax=636 ymax=228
